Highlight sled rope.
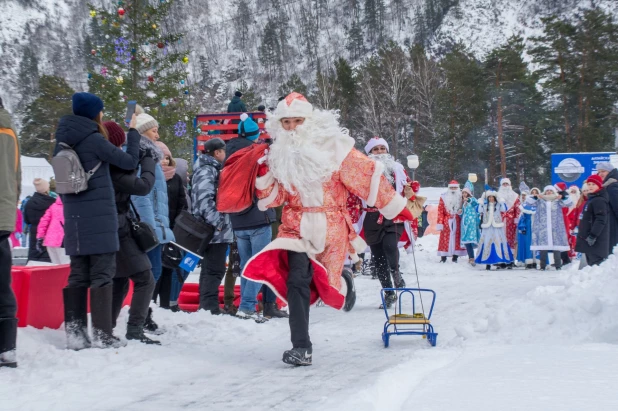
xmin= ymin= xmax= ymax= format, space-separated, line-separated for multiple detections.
xmin=409 ymin=239 xmax=426 ymax=319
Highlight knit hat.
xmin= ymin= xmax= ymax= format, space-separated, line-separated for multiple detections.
xmin=33 ymin=178 xmax=49 ymax=194
xmin=448 ymin=180 xmax=460 ymax=189
xmin=364 ymin=137 xmax=389 ymax=154
xmin=104 ymin=121 xmax=126 ymax=147
xmin=596 ymin=162 xmax=615 ymax=172
xmin=134 ymin=105 xmax=159 ymax=134
xmin=238 ymin=113 xmax=260 ymax=141
xmin=554 ymin=182 xmax=567 ymax=192
xmin=273 ymin=92 xmax=313 ymax=120
xmin=235 ymin=91 xmax=243 ymax=97
xmin=257 ymin=105 xmax=266 ymax=112
xmin=586 ymin=174 xmax=604 ymax=189
xmin=203 ymin=137 xmax=225 ymax=154
xmin=72 ymin=92 xmax=104 ymax=120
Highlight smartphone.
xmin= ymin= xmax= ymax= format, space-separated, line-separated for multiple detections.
xmin=125 ymin=100 xmax=137 ymax=126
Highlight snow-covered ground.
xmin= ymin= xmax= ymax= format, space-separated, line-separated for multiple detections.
xmin=2 ymin=235 xmax=618 ymax=411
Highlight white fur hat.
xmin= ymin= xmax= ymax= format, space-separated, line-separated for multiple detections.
xmin=273 ymin=92 xmax=313 ymax=120
xmin=543 ymin=185 xmax=556 ymax=193
xmin=500 ymin=177 xmax=511 ymax=186
xmin=135 ymin=105 xmax=158 ymax=134
xmin=364 ymin=137 xmax=389 ymax=154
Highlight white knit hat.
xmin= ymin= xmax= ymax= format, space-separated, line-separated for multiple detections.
xmin=364 ymin=137 xmax=389 ymax=154
xmin=135 ymin=105 xmax=158 ymax=134
xmin=273 ymin=92 xmax=313 ymax=120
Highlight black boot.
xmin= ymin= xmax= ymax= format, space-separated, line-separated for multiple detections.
xmin=341 ymin=269 xmax=356 ymax=312
xmin=63 ymin=287 xmax=91 ymax=350
xmin=452 ymin=256 xmax=458 ymax=263
xmin=0 ymin=318 xmax=18 ymax=368
xmin=126 ymin=325 xmax=161 ymax=345
xmin=144 ymin=307 xmax=160 ymax=333
xmin=282 ymin=346 xmax=312 ymax=366
xmin=263 ymin=302 xmax=289 ymax=318
xmin=90 ymin=286 xmax=125 ymax=349
xmin=486 ymin=265 xmax=491 ymax=271
xmin=440 ymin=257 xmax=447 ymax=263
xmin=392 ymin=271 xmax=406 ymax=289
xmin=379 ymin=291 xmax=398 ymax=309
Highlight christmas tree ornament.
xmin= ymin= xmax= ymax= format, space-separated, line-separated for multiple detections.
xmin=89 ymin=10 xmax=97 ymax=18
xmin=131 ymin=48 xmax=136 ymax=53
xmin=152 ymin=24 xmax=157 ymax=29
xmin=174 ymin=121 xmax=187 ymax=137
xmin=87 ymin=73 xmax=92 ymax=79
xmin=157 ymin=42 xmax=164 ymax=49
xmin=118 ymin=7 xmax=125 ymax=16
xmin=184 ymin=116 xmax=188 ymax=121
xmin=180 ymin=80 xmax=185 ymax=85
xmin=184 ymin=90 xmax=189 ymax=95
xmin=119 ymin=91 xmax=124 ymax=96
xmin=182 ymin=56 xmax=189 ymax=64
xmin=161 ymin=99 xmax=168 ymax=107
xmin=100 ymin=66 xmax=108 ymax=77
xmin=114 ymin=37 xmax=131 ymax=64
xmin=106 ymin=35 xmax=110 ymax=39
xmin=116 ymin=76 xmax=124 ymax=84
xmin=148 ymin=75 xmax=155 ymax=82
xmin=91 ymin=49 xmax=97 ymax=55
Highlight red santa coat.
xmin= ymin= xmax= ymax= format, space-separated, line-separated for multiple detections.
xmin=436 ymin=195 xmax=467 ymax=257
xmin=243 ymin=147 xmax=406 ymax=310
xmin=503 ymin=197 xmax=521 ymax=250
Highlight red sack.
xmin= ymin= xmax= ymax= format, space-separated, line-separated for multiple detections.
xmin=216 ymin=143 xmax=268 ymax=213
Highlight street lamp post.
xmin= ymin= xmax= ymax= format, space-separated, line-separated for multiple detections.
xmin=407 ymin=154 xmax=420 ymax=181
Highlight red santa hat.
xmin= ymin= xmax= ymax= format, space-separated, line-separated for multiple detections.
xmin=364 ymin=137 xmax=389 ymax=154
xmin=554 ymin=182 xmax=567 ymax=192
xmin=273 ymin=92 xmax=313 ymax=120
xmin=448 ymin=180 xmax=459 ymax=188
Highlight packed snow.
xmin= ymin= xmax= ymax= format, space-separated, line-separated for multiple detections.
xmin=2 ymin=235 xmax=618 ymax=410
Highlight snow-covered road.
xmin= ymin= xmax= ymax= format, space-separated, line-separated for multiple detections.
xmin=2 ymin=236 xmax=617 ymax=411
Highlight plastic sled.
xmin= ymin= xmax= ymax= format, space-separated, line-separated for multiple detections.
xmin=380 ymin=288 xmax=438 ymax=348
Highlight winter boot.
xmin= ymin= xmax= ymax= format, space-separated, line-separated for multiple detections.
xmin=362 ymin=259 xmax=374 ymax=276
xmin=468 ymin=258 xmax=476 ymax=267
xmin=90 ymin=286 xmax=126 ymax=349
xmin=126 ymin=324 xmax=161 ymax=345
xmin=63 ymin=287 xmax=91 ymax=350
xmin=0 ymin=318 xmax=18 ymax=368
xmin=263 ymin=303 xmax=289 ymax=319
xmin=391 ymin=271 xmax=406 ymax=289
xmin=440 ymin=257 xmax=447 ymax=263
xmin=486 ymin=265 xmax=491 ymax=271
xmin=236 ymin=309 xmax=268 ymax=323
xmin=282 ymin=346 xmax=312 ymax=366
xmin=144 ymin=307 xmax=160 ymax=333
xmin=221 ymin=303 xmax=238 ymax=316
xmin=379 ymin=291 xmax=398 ymax=309
xmin=506 ymin=262 xmax=514 ymax=270
xmin=452 ymin=256 xmax=459 ymax=263
xmin=341 ymin=269 xmax=357 ymax=312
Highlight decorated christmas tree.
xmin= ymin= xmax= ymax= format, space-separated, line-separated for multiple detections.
xmin=86 ymin=0 xmax=195 ymax=155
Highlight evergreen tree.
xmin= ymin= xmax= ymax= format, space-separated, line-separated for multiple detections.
xmin=233 ymin=0 xmax=252 ymax=55
xmin=259 ymin=18 xmax=283 ymax=82
xmin=346 ymin=20 xmax=365 ymax=60
xmin=364 ymin=0 xmax=386 ymax=47
xmin=16 ymin=46 xmax=40 ymax=115
xmin=86 ymin=0 xmax=194 ymax=156
xmin=278 ymin=74 xmax=308 ymax=98
xmin=334 ymin=57 xmax=359 ymax=130
xmin=20 ymin=75 xmax=74 ymax=159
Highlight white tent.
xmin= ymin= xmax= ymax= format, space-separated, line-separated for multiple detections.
xmin=20 ymin=156 xmax=55 ymax=200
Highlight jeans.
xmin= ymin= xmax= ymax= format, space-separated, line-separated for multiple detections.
xmin=147 ymin=245 xmax=163 ymax=282
xmin=465 ymin=243 xmax=475 ymax=259
xmin=0 ymin=232 xmax=17 ymax=319
xmin=236 ymin=226 xmax=273 ymax=312
xmin=170 ymin=268 xmax=189 ymax=303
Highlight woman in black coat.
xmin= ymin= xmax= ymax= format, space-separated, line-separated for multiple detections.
xmin=23 ymin=181 xmax=55 ymax=262
xmin=575 ymin=175 xmax=610 ymax=267
xmin=106 ymin=121 xmax=159 ymax=344
xmin=153 ymin=141 xmax=188 ymax=310
xmin=56 ymin=93 xmax=140 ymax=350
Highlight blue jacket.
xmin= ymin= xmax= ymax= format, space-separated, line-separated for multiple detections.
xmin=54 ymin=115 xmax=140 ymax=255
xmin=131 ymin=136 xmax=175 ymax=244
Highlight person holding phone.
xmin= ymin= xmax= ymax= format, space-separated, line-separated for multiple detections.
xmin=57 ymin=92 xmax=140 ymax=349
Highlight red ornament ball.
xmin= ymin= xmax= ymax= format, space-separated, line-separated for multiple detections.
xmin=157 ymin=42 xmax=165 ymax=49
xmin=91 ymin=49 xmax=96 ymax=55
xmin=148 ymin=75 xmax=154 ymax=82
xmin=118 ymin=7 xmax=125 ymax=16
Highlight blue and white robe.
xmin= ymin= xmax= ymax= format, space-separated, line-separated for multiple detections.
xmin=516 ymin=203 xmax=535 ymax=264
xmin=475 ymin=200 xmax=514 ymax=265
xmin=460 ymin=197 xmax=480 ymax=246
xmin=527 ymin=196 xmax=572 ymax=252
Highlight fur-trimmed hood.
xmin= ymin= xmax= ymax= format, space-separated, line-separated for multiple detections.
xmin=139 ymin=135 xmax=163 ymax=163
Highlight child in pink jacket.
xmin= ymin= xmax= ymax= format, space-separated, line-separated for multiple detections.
xmin=37 ymin=196 xmax=69 ymax=264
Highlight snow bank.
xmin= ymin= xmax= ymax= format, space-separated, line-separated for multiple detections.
xmin=455 ymin=252 xmax=618 ymax=344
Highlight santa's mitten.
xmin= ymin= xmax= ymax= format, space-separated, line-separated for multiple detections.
xmin=257 ymin=162 xmax=269 ymax=177
xmin=394 ymin=207 xmax=414 ymax=222
xmin=411 ymin=181 xmax=421 ymax=193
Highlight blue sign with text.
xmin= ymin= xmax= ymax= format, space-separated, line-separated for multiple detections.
xmin=551 ymin=152 xmax=613 ymax=188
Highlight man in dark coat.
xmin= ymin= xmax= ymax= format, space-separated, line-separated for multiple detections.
xmin=575 ymin=175 xmax=610 ymax=266
xmin=227 ymin=91 xmax=247 ymax=113
xmin=106 ymin=121 xmax=159 ymax=344
xmin=23 ymin=178 xmax=55 ymax=262
xmin=0 ymin=97 xmax=20 ymax=368
xmin=596 ymin=162 xmax=618 ymax=254
xmin=56 ymin=92 xmax=140 ymax=350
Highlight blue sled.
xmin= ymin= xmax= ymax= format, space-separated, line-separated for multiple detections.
xmin=380 ymin=288 xmax=438 ymax=348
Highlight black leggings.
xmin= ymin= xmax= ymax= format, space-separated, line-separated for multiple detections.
xmin=370 ymin=231 xmax=401 ymax=290
xmin=287 ymin=251 xmax=313 ymax=349
xmin=111 ymin=270 xmax=156 ymax=328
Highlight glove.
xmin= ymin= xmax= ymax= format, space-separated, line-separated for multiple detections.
xmin=142 ymin=148 xmax=153 ymax=159
xmin=411 ymin=181 xmax=421 ymax=193
xmin=35 ymin=238 xmax=44 ymax=253
xmin=257 ymin=162 xmax=269 ymax=177
xmin=394 ymin=207 xmax=414 ymax=222
xmin=585 ymin=235 xmax=596 ymax=246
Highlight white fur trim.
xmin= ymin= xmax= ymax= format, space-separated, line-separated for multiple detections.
xmin=436 ymin=224 xmax=444 ymax=231
xmin=255 ymin=171 xmax=274 ymax=190
xmin=272 ymin=96 xmax=314 ymax=120
xmin=364 ymin=137 xmax=389 ymax=154
xmin=350 ymin=235 xmax=367 ymax=254
xmin=379 ymin=194 xmax=407 ymax=220
xmin=366 ymin=161 xmax=385 ymax=207
xmin=543 ymin=185 xmax=556 ymax=193
xmin=448 ymin=183 xmax=459 ymax=188
xmin=257 ymin=184 xmax=278 ymax=211
xmin=240 ymin=113 xmax=249 ymax=121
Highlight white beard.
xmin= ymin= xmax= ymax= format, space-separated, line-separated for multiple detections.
xmin=368 ymin=153 xmax=399 ymax=185
xmin=267 ymin=110 xmax=346 ymax=195
xmin=498 ymin=185 xmax=518 ymax=208
xmin=443 ymin=190 xmax=462 ymax=214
